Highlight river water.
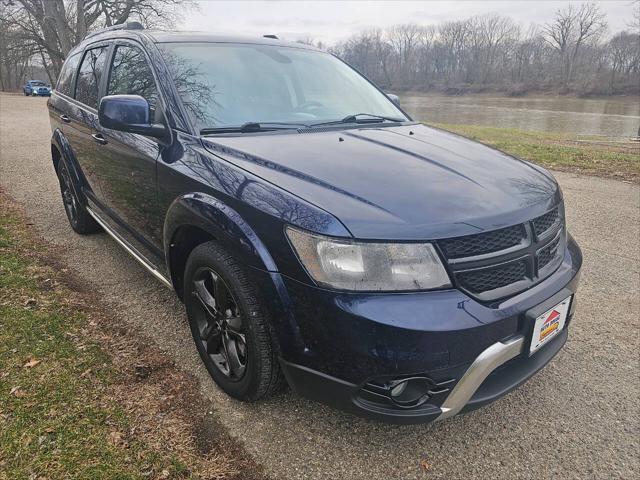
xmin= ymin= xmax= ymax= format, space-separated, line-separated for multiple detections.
xmin=401 ymin=93 xmax=640 ymax=137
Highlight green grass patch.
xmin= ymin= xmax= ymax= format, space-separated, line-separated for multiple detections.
xmin=429 ymin=123 xmax=640 ymax=181
xmin=0 ymin=207 xmax=185 ymax=479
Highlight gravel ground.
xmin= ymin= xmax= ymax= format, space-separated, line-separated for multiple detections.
xmin=1 ymin=93 xmax=638 ymax=480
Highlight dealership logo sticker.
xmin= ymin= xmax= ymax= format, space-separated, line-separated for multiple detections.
xmin=539 ymin=309 xmax=560 ymax=341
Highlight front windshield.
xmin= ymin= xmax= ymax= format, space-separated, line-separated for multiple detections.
xmin=157 ymin=42 xmax=406 ymax=132
xmin=32 ymin=81 xmax=45 ymax=86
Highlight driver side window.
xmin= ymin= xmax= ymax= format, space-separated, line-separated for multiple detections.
xmin=107 ymin=45 xmax=159 ymax=113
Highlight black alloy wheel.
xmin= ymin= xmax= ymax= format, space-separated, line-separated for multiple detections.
xmin=59 ymin=162 xmax=79 ymax=227
xmin=191 ymin=267 xmax=248 ymax=380
xmin=56 ymin=161 xmax=101 ymax=234
xmin=184 ymin=241 xmax=283 ymax=400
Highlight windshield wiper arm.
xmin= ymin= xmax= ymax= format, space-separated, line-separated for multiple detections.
xmin=308 ymin=113 xmax=405 ymax=128
xmin=200 ymin=122 xmax=306 ymax=135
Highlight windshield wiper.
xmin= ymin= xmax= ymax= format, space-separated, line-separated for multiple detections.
xmin=200 ymin=122 xmax=306 ymax=135
xmin=308 ymin=113 xmax=405 ymax=128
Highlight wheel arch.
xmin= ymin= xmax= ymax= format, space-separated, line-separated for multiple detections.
xmin=164 ymin=192 xmax=278 ymax=299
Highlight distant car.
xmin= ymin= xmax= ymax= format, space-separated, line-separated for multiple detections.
xmin=24 ymin=80 xmax=51 ymax=96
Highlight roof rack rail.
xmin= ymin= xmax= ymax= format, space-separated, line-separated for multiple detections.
xmin=263 ymin=34 xmax=278 ymax=39
xmin=85 ymin=21 xmax=144 ymax=39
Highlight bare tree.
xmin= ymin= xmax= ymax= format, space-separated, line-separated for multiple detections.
xmin=0 ymin=0 xmax=193 ymax=81
xmin=544 ymin=3 xmax=607 ymax=87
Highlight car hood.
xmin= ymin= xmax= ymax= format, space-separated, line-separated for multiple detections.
xmin=201 ymin=124 xmax=561 ymax=239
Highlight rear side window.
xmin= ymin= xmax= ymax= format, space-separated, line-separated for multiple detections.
xmin=75 ymin=46 xmax=109 ymax=109
xmin=56 ymin=52 xmax=81 ymax=96
xmin=107 ymin=45 xmax=158 ymax=110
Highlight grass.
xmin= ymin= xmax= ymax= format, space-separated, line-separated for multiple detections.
xmin=0 ymin=203 xmax=184 ymax=478
xmin=0 ymin=195 xmax=266 ymax=480
xmin=430 ymin=123 xmax=640 ymax=182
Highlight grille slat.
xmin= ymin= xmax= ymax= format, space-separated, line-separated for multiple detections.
xmin=537 ymin=236 xmax=561 ymax=270
xmin=532 ymin=208 xmax=560 ymax=237
xmin=437 ymin=224 xmax=525 ymax=259
xmin=457 ymin=261 xmax=527 ymax=293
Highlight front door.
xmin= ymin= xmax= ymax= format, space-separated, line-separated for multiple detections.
xmin=94 ymin=42 xmax=164 ymax=263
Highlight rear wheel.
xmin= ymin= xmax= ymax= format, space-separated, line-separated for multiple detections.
xmin=56 ymin=161 xmax=101 ymax=234
xmin=184 ymin=241 xmax=282 ymax=400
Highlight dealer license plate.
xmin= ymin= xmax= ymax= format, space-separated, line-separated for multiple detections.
xmin=530 ymin=296 xmax=571 ymax=354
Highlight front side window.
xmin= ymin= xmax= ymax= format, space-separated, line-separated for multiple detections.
xmin=158 ymin=42 xmax=406 ymax=132
xmin=107 ymin=45 xmax=158 ymax=111
xmin=75 ymin=46 xmax=109 ymax=109
xmin=56 ymin=52 xmax=81 ymax=96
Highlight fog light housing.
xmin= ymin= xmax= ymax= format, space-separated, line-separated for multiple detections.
xmin=388 ymin=377 xmax=433 ymax=407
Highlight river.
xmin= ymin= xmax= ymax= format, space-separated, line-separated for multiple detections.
xmin=400 ymin=93 xmax=640 ymax=138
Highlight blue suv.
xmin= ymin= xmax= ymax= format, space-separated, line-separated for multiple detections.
xmin=24 ymin=79 xmax=51 ymax=96
xmin=47 ymin=23 xmax=582 ymax=423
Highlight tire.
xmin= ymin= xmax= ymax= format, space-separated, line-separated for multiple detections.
xmin=56 ymin=161 xmax=101 ymax=234
xmin=24 ymin=91 xmax=29 ymax=96
xmin=184 ymin=241 xmax=283 ymax=401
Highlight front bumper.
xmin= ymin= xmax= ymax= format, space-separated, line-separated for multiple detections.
xmin=275 ymin=235 xmax=582 ymax=424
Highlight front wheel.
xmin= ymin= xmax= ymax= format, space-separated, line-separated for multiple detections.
xmin=184 ymin=241 xmax=283 ymax=400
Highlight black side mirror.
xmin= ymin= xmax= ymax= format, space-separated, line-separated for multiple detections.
xmin=386 ymin=93 xmax=400 ymax=107
xmin=98 ymin=94 xmax=166 ymax=137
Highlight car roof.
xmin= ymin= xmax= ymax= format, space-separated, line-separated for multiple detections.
xmin=80 ymin=28 xmax=320 ymax=52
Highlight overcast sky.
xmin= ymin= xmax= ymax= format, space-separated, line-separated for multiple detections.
xmin=182 ymin=1 xmax=636 ymax=45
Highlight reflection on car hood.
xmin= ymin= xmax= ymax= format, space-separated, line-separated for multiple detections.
xmin=201 ymin=124 xmax=560 ymax=239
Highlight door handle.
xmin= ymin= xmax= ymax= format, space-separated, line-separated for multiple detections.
xmin=59 ymin=114 xmax=71 ymax=123
xmin=91 ymin=133 xmax=108 ymax=145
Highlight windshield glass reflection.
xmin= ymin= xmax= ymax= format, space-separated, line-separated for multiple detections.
xmin=158 ymin=42 xmax=406 ymax=131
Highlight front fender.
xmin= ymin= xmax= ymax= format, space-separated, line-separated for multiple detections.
xmin=163 ymin=193 xmax=308 ymax=355
xmin=163 ymin=192 xmax=278 ymax=274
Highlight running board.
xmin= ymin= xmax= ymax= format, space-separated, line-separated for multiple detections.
xmin=86 ymin=207 xmax=172 ymax=289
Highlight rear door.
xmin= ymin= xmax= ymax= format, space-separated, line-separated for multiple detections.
xmin=93 ymin=41 xmax=164 ymax=262
xmin=66 ymin=43 xmax=111 ymax=203
xmin=48 ymin=51 xmax=82 ymax=142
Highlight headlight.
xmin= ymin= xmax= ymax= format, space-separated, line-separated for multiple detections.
xmin=286 ymin=227 xmax=451 ymax=291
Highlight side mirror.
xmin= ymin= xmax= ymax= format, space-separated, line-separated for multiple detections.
xmin=98 ymin=94 xmax=166 ymax=137
xmin=386 ymin=93 xmax=400 ymax=107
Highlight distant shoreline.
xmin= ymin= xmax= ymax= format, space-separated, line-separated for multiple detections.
xmin=394 ymin=89 xmax=640 ymax=100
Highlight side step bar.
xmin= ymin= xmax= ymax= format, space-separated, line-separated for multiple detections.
xmin=86 ymin=207 xmax=172 ymax=289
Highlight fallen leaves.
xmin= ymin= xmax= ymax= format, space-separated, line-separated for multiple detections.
xmin=23 ymin=358 xmax=41 ymax=368
xmin=420 ymin=458 xmax=431 ymax=472
xmin=10 ymin=386 xmax=26 ymax=398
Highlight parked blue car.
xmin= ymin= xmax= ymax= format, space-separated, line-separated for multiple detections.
xmin=24 ymin=80 xmax=51 ymax=96
xmin=47 ymin=23 xmax=582 ymax=424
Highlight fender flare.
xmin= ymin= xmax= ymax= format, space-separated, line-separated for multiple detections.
xmin=51 ymin=129 xmax=88 ymax=205
xmin=163 ymin=192 xmax=278 ymax=276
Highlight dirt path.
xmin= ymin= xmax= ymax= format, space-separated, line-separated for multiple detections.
xmin=1 ymin=93 xmax=638 ymax=480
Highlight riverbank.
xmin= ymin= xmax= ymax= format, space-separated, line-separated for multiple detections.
xmin=432 ymin=123 xmax=640 ymax=183
xmin=0 ymin=193 xmax=267 ymax=479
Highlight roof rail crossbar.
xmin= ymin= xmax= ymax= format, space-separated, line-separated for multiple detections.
xmin=263 ymin=34 xmax=278 ymax=39
xmin=85 ymin=21 xmax=144 ymax=39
